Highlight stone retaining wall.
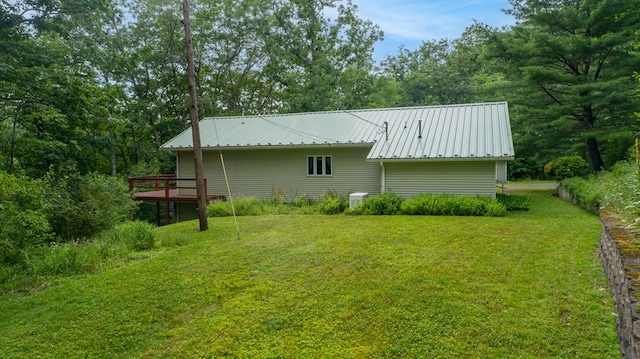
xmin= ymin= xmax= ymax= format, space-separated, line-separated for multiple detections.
xmin=600 ymin=209 xmax=640 ymax=359
xmin=559 ymin=185 xmax=639 ymax=358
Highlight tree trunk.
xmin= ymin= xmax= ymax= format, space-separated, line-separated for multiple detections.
xmin=586 ymin=137 xmax=604 ymax=172
xmin=8 ymin=113 xmax=17 ymax=174
xmin=109 ymin=130 xmax=117 ymax=176
xmin=147 ymin=111 xmax=161 ymax=148
xmin=582 ymin=104 xmax=604 ymax=172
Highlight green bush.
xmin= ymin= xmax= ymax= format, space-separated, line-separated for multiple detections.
xmin=508 ymin=157 xmax=548 ymax=180
xmin=292 ymin=195 xmax=313 ymax=208
xmin=561 ymin=176 xmax=602 ymax=209
xmin=356 ymin=193 xmax=404 ymax=215
xmin=560 ymin=161 xmax=639 ymax=230
xmin=484 ymin=201 xmax=507 ymax=217
xmin=0 ymin=172 xmax=52 ymax=265
xmin=544 ymin=155 xmax=588 ymax=181
xmin=401 ymin=194 xmax=506 ymax=217
xmin=47 ymin=172 xmax=136 ymax=242
xmin=321 ymin=197 xmax=342 ymax=214
xmin=496 ymin=193 xmax=530 ymax=211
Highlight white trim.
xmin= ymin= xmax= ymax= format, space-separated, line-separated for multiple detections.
xmin=367 ymin=157 xmax=515 ymax=163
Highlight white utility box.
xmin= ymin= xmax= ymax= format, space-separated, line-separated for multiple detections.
xmin=349 ymin=192 xmax=369 ymax=210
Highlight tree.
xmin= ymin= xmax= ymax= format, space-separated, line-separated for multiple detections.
xmin=0 ymin=0 xmax=124 ymax=177
xmin=265 ymin=0 xmax=383 ymax=112
xmin=493 ymin=0 xmax=640 ymax=171
xmin=380 ymin=23 xmax=505 ymax=107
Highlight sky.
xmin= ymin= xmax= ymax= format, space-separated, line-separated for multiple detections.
xmin=349 ymin=0 xmax=515 ymax=62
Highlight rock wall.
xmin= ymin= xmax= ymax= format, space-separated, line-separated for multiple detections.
xmin=559 ymin=185 xmax=639 ymax=358
xmin=600 ymin=209 xmax=640 ymax=359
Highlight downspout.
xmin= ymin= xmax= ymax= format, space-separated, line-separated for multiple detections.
xmin=380 ymin=162 xmax=386 ymax=193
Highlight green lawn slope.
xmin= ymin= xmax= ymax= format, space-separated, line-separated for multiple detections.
xmin=0 ymin=190 xmax=618 ymax=358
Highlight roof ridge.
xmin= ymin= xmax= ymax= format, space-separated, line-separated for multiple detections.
xmin=201 ymin=102 xmax=509 ymax=120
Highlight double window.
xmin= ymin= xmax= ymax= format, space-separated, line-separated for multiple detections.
xmin=307 ymin=155 xmax=332 ymax=176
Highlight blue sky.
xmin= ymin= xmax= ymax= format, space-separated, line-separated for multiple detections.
xmin=349 ymin=0 xmax=515 ymax=62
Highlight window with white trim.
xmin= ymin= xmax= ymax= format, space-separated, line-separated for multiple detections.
xmin=307 ymin=155 xmax=332 ymax=176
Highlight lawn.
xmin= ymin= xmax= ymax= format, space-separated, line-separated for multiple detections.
xmin=0 ymin=190 xmax=618 ymax=358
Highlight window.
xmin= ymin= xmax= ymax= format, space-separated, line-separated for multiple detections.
xmin=307 ymin=155 xmax=332 ymax=176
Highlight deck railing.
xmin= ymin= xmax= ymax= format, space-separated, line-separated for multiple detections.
xmin=128 ymin=175 xmax=208 ymax=199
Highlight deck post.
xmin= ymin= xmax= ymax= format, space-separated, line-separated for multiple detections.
xmin=165 ymin=202 xmax=170 ymax=225
xmin=155 ymin=202 xmax=160 ymax=227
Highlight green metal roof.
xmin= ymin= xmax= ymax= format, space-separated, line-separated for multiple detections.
xmin=160 ymin=102 xmax=514 ymax=161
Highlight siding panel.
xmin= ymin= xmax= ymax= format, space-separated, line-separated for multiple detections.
xmin=177 ymin=147 xmax=380 ymax=200
xmin=384 ymin=161 xmax=496 ymax=198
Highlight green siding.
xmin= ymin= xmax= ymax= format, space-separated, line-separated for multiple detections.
xmin=384 ymin=161 xmax=497 ymax=198
xmin=177 ymin=147 xmax=380 ymax=201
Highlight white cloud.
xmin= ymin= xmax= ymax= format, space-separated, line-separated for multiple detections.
xmin=350 ymin=0 xmax=514 ymax=59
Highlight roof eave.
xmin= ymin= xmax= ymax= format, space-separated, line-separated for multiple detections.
xmin=161 ymin=142 xmax=375 ymax=152
xmin=367 ymin=156 xmax=515 ymax=162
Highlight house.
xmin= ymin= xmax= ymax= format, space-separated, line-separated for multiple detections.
xmin=160 ymin=102 xmax=514 ymax=220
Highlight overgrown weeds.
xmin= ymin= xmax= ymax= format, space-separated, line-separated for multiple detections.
xmin=0 ymin=221 xmax=157 ymax=294
xmin=561 ymin=161 xmax=640 ymax=232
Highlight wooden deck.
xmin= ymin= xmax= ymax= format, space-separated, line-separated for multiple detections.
xmin=128 ymin=175 xmax=225 ymax=225
xmin=131 ymin=189 xmax=224 ymax=203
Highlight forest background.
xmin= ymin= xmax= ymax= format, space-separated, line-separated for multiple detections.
xmin=2 ymin=0 xmax=639 ymax=181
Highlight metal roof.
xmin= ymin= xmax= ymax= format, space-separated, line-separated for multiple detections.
xmin=160 ymin=102 xmax=514 ymax=161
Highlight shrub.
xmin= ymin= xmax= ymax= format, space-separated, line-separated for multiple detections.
xmin=321 ymin=197 xmax=342 ymax=215
xmin=401 ymin=194 xmax=506 ymax=217
xmin=0 ymin=172 xmax=52 ymax=265
xmin=544 ymin=155 xmax=588 ymax=181
xmin=496 ymin=193 xmax=530 ymax=211
xmin=560 ymin=161 xmax=640 ymax=231
xmin=292 ymin=195 xmax=313 ymax=208
xmin=508 ymin=157 xmax=548 ymax=180
xmin=47 ymin=171 xmax=136 ymax=242
xmin=561 ymin=176 xmax=602 ymax=209
xmin=484 ymin=202 xmax=507 ymax=217
xmin=320 ymin=190 xmax=348 ymax=214
xmin=356 ymin=193 xmax=404 ymax=215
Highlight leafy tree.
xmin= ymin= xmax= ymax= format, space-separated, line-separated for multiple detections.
xmin=265 ymin=0 xmax=383 ymax=112
xmin=0 ymin=0 xmax=124 ymax=177
xmin=381 ymin=23 xmax=507 ymax=107
xmin=492 ymin=0 xmax=640 ymax=171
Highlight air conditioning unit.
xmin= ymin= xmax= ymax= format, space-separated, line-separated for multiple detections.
xmin=349 ymin=192 xmax=368 ymax=210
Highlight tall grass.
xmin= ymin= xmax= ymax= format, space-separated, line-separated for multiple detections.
xmin=561 ymin=161 xmax=640 ymax=231
xmin=0 ymin=221 xmax=157 ymax=294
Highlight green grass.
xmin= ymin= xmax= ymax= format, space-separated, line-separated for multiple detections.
xmin=0 ymin=190 xmax=618 ymax=358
